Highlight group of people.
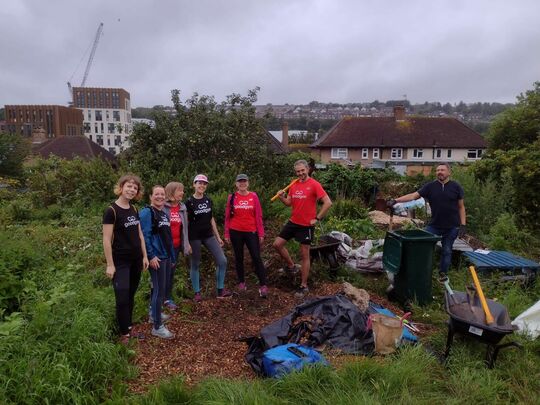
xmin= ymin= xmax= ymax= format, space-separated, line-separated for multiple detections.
xmin=103 ymin=159 xmax=466 ymax=343
xmin=102 ymin=159 xmax=332 ymax=342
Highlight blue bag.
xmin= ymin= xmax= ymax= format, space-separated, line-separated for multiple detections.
xmin=262 ymin=343 xmax=328 ymax=378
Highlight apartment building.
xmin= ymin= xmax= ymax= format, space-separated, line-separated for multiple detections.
xmin=3 ymin=105 xmax=83 ymax=139
xmin=72 ymin=87 xmax=132 ymax=154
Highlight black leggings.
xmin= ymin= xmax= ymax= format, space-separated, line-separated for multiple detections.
xmin=230 ymin=229 xmax=267 ymax=286
xmin=112 ymin=255 xmax=142 ymax=335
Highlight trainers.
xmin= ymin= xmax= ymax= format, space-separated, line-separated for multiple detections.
xmin=151 ymin=325 xmax=174 ymax=339
xmin=119 ymin=334 xmax=130 ymax=345
xmin=278 ymin=264 xmax=300 ymax=274
xmin=259 ymin=285 xmax=269 ymax=298
xmin=217 ymin=288 xmax=233 ymax=299
xmin=294 ymin=285 xmax=309 ymax=298
xmin=438 ymin=272 xmax=449 ymax=283
xmin=237 ymin=282 xmax=247 ymax=291
xmin=164 ymin=300 xmax=178 ymax=310
xmin=193 ymin=292 xmax=202 ymax=303
xmin=148 ymin=312 xmax=170 ymax=324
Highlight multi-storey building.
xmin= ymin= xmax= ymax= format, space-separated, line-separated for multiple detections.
xmin=3 ymin=105 xmax=83 ymax=139
xmin=71 ymin=87 xmax=132 ymax=154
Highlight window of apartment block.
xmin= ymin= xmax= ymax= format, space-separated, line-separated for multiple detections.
xmin=113 ymin=111 xmax=120 ymax=122
xmin=101 ymin=123 xmax=104 ymax=133
xmin=96 ymin=135 xmax=103 ymax=145
xmin=106 ymin=110 xmax=110 ymax=121
xmin=87 ymin=111 xmax=91 ymax=121
xmin=109 ymin=147 xmax=116 ymax=154
xmin=362 ymin=148 xmax=369 ymax=159
xmin=107 ymin=138 xmax=111 ymax=146
xmin=447 ymin=149 xmax=452 ymax=158
xmin=115 ymin=135 xmax=121 ymax=146
xmin=373 ymin=148 xmax=380 ymax=159
xmin=435 ymin=149 xmax=442 ymax=159
xmin=391 ymin=148 xmax=403 ymax=159
xmin=467 ymin=149 xmax=483 ymax=159
xmin=94 ymin=123 xmax=98 ymax=133
xmin=95 ymin=110 xmax=103 ymax=121
xmin=331 ymin=147 xmax=348 ymax=159
xmin=108 ymin=123 xmax=115 ymax=134
xmin=413 ymin=148 xmax=424 ymax=158
xmin=83 ymin=122 xmax=91 ymax=133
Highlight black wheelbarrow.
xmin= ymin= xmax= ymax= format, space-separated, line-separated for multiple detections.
xmin=443 ymin=290 xmax=522 ymax=368
xmin=310 ymin=234 xmax=341 ymax=277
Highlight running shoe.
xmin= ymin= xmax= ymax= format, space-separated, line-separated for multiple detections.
xmin=277 ymin=264 xmax=300 ymax=274
xmin=217 ymin=288 xmax=233 ymax=299
xmin=294 ymin=285 xmax=309 ymax=298
xmin=259 ymin=285 xmax=269 ymax=298
xmin=237 ymin=282 xmax=247 ymax=291
xmin=151 ymin=325 xmax=174 ymax=339
xmin=164 ymin=300 xmax=178 ymax=310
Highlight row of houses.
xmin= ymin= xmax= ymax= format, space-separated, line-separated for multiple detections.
xmin=308 ymin=106 xmax=487 ymax=175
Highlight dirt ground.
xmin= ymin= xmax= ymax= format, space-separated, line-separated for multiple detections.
xmin=127 ymin=229 xmax=435 ymax=394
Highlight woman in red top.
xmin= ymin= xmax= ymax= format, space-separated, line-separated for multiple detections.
xmin=224 ymin=174 xmax=268 ymax=297
xmin=163 ymin=182 xmax=191 ymax=310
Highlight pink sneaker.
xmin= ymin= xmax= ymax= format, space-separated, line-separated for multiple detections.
xmin=193 ymin=292 xmax=202 ymax=303
xmin=238 ymin=282 xmax=247 ymax=291
xmin=259 ymin=285 xmax=269 ymax=298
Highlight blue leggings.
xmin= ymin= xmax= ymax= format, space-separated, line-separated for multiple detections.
xmin=189 ymin=236 xmax=227 ymax=292
xmin=150 ymin=258 xmax=170 ymax=329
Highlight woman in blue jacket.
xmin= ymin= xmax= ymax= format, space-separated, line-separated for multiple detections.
xmin=140 ymin=185 xmax=175 ymax=339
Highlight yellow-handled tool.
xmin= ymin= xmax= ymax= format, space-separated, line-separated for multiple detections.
xmin=468 ymin=265 xmax=495 ymax=325
xmin=271 ymin=179 xmax=298 ymax=202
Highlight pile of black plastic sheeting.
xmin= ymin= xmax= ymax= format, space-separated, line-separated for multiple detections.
xmin=243 ymin=295 xmax=374 ymax=376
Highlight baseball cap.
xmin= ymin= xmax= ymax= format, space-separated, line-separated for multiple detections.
xmin=235 ymin=173 xmax=249 ymax=181
xmin=193 ymin=174 xmax=209 ymax=184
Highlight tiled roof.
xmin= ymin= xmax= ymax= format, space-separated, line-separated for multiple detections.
xmin=311 ymin=116 xmax=487 ymax=148
xmin=34 ymin=136 xmax=117 ymax=164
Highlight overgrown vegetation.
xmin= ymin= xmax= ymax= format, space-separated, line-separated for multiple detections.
xmin=1 ymin=85 xmax=540 ymax=403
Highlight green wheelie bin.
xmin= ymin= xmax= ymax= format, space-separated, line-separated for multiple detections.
xmin=382 ymin=229 xmax=441 ymax=306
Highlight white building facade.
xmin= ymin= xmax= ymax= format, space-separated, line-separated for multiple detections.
xmin=72 ymin=87 xmax=132 ymax=155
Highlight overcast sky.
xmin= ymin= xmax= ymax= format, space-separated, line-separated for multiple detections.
xmin=1 ymin=0 xmax=539 ymax=108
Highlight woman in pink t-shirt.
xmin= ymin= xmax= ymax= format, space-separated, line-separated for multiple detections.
xmin=224 ymin=174 xmax=268 ymax=297
xmin=163 ymin=182 xmax=191 ymax=310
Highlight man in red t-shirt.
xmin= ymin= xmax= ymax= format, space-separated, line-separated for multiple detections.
xmin=273 ymin=159 xmax=332 ymax=298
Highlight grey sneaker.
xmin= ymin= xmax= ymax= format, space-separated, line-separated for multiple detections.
xmin=151 ymin=325 xmax=174 ymax=339
xmin=294 ymin=286 xmax=309 ymax=298
xmin=278 ymin=264 xmax=300 ymax=274
xmin=148 ymin=312 xmax=171 ymax=324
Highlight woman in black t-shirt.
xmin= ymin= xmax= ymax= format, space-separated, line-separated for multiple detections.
xmin=102 ymin=174 xmax=149 ymax=344
xmin=185 ymin=174 xmax=230 ymax=301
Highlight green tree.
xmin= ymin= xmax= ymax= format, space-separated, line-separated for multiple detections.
xmin=0 ymin=132 xmax=30 ymax=178
xmin=126 ymin=88 xmax=286 ymax=187
xmin=487 ymin=81 xmax=540 ymax=151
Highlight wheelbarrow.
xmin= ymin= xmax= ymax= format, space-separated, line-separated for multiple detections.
xmin=310 ymin=233 xmax=341 ymax=277
xmin=443 ymin=290 xmax=522 ymax=368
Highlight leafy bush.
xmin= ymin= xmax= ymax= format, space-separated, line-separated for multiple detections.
xmin=26 ymin=156 xmax=116 ymax=207
xmin=327 ymin=198 xmax=369 ymax=220
xmin=487 ymin=213 xmax=539 ymax=258
xmin=323 ymin=217 xmax=381 ymax=240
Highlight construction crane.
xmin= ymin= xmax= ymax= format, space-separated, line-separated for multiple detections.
xmin=67 ymin=22 xmax=104 ymax=102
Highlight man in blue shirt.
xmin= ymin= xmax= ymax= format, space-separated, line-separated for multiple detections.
xmin=388 ymin=163 xmax=467 ymax=282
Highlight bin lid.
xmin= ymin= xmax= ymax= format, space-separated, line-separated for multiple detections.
xmin=388 ymin=229 xmax=441 ymax=242
xmin=383 ymin=233 xmax=402 ymax=274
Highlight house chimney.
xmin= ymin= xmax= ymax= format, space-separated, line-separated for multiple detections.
xmin=281 ymin=121 xmax=289 ymax=150
xmin=393 ymin=105 xmax=405 ymax=121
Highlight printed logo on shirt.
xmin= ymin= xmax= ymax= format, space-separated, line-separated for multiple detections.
xmin=194 ymin=202 xmax=211 ymax=215
xmin=293 ymin=190 xmax=307 ymax=199
xmin=158 ymin=218 xmax=170 ymax=227
xmin=124 ymin=216 xmax=139 ymax=228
